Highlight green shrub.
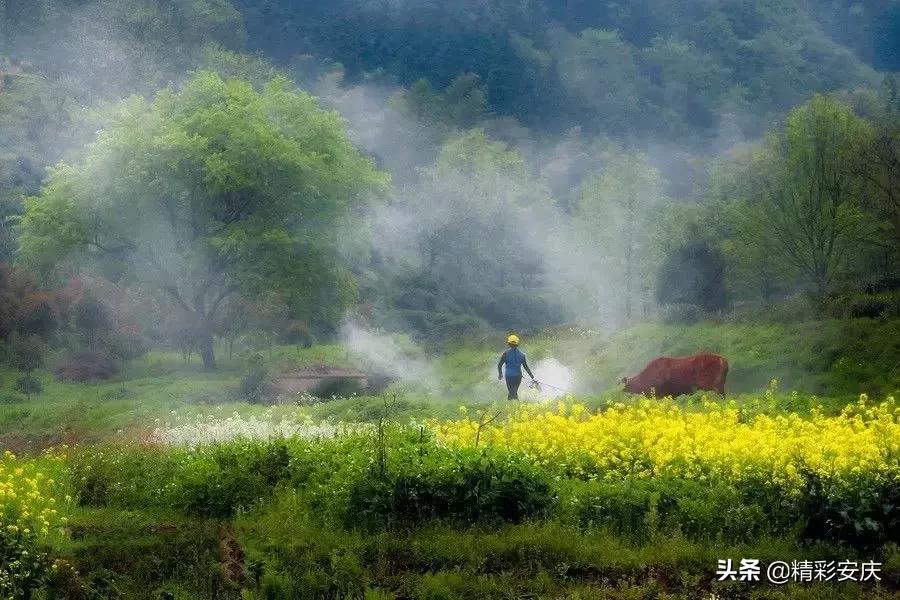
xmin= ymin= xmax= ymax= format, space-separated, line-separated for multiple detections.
xmin=56 ymin=509 xmax=224 ymax=600
xmin=252 ymin=536 xmax=367 ymax=600
xmin=0 ymin=525 xmax=51 ymax=600
xmin=14 ymin=374 xmax=42 ymax=395
xmin=567 ymin=477 xmax=778 ymax=543
xmin=345 ymin=446 xmax=555 ymax=528
xmin=240 ymin=354 xmax=269 ymax=404
xmin=800 ymin=468 xmax=900 ymax=550
xmin=176 ymin=442 xmax=295 ymax=519
xmin=0 ymin=391 xmax=25 ymax=404
xmin=825 ymin=291 xmax=900 ymax=320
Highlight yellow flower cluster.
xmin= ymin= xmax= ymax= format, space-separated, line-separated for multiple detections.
xmin=432 ymin=395 xmax=900 ymax=496
xmin=0 ymin=450 xmax=71 ymax=541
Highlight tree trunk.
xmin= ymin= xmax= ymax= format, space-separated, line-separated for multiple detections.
xmin=199 ymin=331 xmax=216 ymax=370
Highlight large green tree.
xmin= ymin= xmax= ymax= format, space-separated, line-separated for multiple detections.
xmin=18 ymin=71 xmax=387 ymax=368
xmin=367 ymin=129 xmax=564 ymax=334
xmin=732 ymin=95 xmax=877 ymax=299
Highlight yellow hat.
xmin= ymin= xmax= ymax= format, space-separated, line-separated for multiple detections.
xmin=507 ymin=334 xmax=519 ymax=345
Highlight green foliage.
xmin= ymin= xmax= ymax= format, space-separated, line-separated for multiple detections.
xmin=74 ymin=296 xmax=111 ymax=351
xmin=18 ymin=71 xmax=388 ymax=368
xmin=800 ymin=468 xmax=900 ymax=551
xmin=722 ymin=95 xmax=879 ymax=299
xmin=0 ymin=525 xmax=52 ymax=600
xmin=565 ymin=477 xmax=782 ymax=543
xmin=345 ymin=445 xmax=555 ymax=529
xmin=1 ymin=0 xmax=246 ymax=98
xmin=576 ymin=150 xmax=666 ymax=321
xmin=14 ymin=374 xmax=42 ymax=396
xmin=366 ymin=129 xmax=564 ymax=334
xmin=0 ymin=391 xmax=25 ymax=405
xmin=656 ymin=240 xmax=729 ymax=313
xmin=50 ymin=508 xmax=224 ymax=600
xmin=239 ymin=354 xmax=268 ymax=404
xmin=11 ymin=335 xmax=45 ymax=375
xmin=235 ymin=0 xmax=877 ymax=141
xmin=174 ymin=442 xmax=292 ymax=519
xmin=237 ymin=507 xmax=895 ymax=600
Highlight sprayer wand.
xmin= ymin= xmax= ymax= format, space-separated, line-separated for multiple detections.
xmin=527 ymin=379 xmax=569 ymax=394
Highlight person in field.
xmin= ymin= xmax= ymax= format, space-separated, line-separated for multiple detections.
xmin=497 ymin=334 xmax=536 ymax=400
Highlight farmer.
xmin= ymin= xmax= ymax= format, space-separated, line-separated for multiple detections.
xmin=497 ymin=334 xmax=535 ymax=400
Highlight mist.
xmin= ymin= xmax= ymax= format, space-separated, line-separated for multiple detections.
xmin=341 ymin=322 xmax=442 ymax=395
xmin=4 ymin=0 xmax=895 ymax=398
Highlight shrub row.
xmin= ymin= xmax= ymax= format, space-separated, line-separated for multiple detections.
xmin=69 ymin=434 xmax=898 ymax=548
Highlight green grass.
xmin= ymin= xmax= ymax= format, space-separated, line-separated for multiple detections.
xmin=439 ymin=318 xmax=900 ymax=397
xmin=2 ymin=319 xmax=897 ymax=451
xmin=232 ymin=493 xmax=899 ymax=600
xmin=42 ymin=501 xmax=898 ymax=600
xmin=568 ymin=319 xmax=900 ymax=396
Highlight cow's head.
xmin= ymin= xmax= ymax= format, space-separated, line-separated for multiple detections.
xmin=620 ymin=375 xmax=637 ymax=393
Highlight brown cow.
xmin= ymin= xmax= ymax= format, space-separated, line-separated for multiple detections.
xmin=621 ymin=353 xmax=728 ymax=397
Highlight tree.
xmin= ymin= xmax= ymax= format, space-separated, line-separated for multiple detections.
xmin=551 ymin=28 xmax=643 ymax=134
xmin=18 ymin=72 xmax=388 ymax=369
xmin=744 ymin=95 xmax=876 ymax=298
xmin=11 ymin=334 xmax=45 ymax=397
xmin=74 ymin=295 xmax=111 ymax=350
xmin=852 ymin=79 xmax=900 ymax=277
xmin=656 ymin=240 xmax=729 ymax=313
xmin=709 ymin=146 xmax=792 ymax=302
xmin=577 ymin=151 xmax=665 ymax=321
xmin=366 ymin=128 xmax=564 ymax=333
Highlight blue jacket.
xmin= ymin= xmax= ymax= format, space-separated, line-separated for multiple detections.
xmin=498 ymin=347 xmax=533 ymax=379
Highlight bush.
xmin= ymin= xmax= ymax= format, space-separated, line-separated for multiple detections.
xmin=14 ymin=374 xmax=42 ymax=395
xmin=279 ymin=321 xmax=316 ymax=348
xmin=345 ymin=446 xmax=555 ymax=529
xmin=176 ymin=442 xmax=294 ymax=519
xmin=0 ymin=391 xmax=25 ymax=404
xmin=103 ymin=329 xmax=149 ymax=362
xmin=800 ymin=468 xmax=900 ymax=550
xmin=240 ymin=354 xmax=269 ymax=404
xmin=567 ymin=478 xmax=776 ymax=543
xmin=0 ymin=525 xmax=52 ymax=599
xmin=11 ymin=334 xmax=45 ymax=375
xmin=16 ymin=293 xmax=58 ymax=339
xmin=824 ymin=291 xmax=900 ymax=320
xmin=656 ymin=240 xmax=729 ymax=312
xmin=74 ymin=295 xmax=111 ymax=349
xmin=54 ymin=352 xmax=119 ymax=382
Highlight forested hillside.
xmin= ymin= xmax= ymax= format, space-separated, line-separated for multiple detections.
xmin=2 ymin=0 xmax=898 ymax=343
xmin=235 ymin=0 xmax=886 ymax=139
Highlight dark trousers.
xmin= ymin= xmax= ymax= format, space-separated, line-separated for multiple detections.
xmin=505 ymin=376 xmax=522 ymax=400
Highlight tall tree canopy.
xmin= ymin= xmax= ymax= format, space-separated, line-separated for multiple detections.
xmin=18 ymin=71 xmax=388 ymax=368
xmin=727 ymin=95 xmax=876 ymax=298
xmin=577 ymin=151 xmax=666 ymax=321
xmin=364 ymin=129 xmax=565 ymax=335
